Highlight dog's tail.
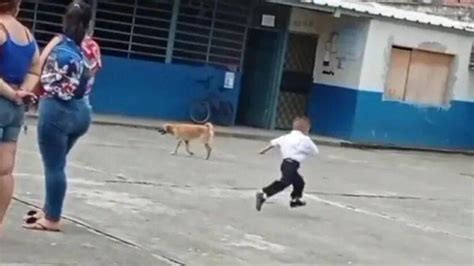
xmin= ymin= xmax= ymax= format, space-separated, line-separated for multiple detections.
xmin=204 ymin=122 xmax=214 ymax=137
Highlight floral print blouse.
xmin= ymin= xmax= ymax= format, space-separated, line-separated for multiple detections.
xmin=41 ymin=35 xmax=89 ymax=101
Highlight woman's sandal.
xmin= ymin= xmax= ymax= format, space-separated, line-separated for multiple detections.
xmin=23 ymin=209 xmax=44 ymax=222
xmin=24 ymin=216 xmax=39 ymax=225
xmin=23 ymin=212 xmax=60 ymax=232
xmin=23 ymin=221 xmax=61 ymax=232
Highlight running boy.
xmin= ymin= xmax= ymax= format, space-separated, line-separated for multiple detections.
xmin=256 ymin=117 xmax=319 ymax=211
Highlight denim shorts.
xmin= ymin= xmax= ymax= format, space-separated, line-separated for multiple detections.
xmin=0 ymin=96 xmax=25 ymax=143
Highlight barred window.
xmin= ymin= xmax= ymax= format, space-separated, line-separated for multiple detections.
xmin=19 ymin=0 xmax=250 ymax=69
xmin=94 ymin=0 xmax=173 ymax=62
xmin=173 ymin=0 xmax=249 ymax=69
xmin=208 ymin=0 xmax=248 ymax=68
xmin=18 ymin=0 xmax=69 ymax=46
xmin=470 ymin=44 xmax=474 ymax=69
xmin=173 ymin=0 xmax=214 ymax=64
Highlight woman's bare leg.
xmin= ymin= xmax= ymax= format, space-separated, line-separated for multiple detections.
xmin=0 ymin=142 xmax=17 ymax=234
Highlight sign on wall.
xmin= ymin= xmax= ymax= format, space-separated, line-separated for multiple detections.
xmin=261 ymin=14 xmax=276 ymax=27
xmin=224 ymin=72 xmax=235 ymax=89
xmin=289 ymin=8 xmax=321 ymax=34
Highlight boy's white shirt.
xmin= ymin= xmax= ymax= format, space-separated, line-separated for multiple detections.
xmin=271 ymin=130 xmax=319 ymax=162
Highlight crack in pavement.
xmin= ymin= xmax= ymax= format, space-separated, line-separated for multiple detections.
xmin=460 ymin=173 xmax=474 ymax=178
xmin=19 ymin=148 xmax=465 ymax=202
xmin=104 ymin=179 xmax=463 ymax=202
xmin=13 ymin=197 xmax=186 ymax=266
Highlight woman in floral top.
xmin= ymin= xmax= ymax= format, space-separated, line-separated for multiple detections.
xmin=23 ymin=0 xmax=93 ymax=232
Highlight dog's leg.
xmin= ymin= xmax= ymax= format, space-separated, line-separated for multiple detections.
xmin=172 ymin=140 xmax=182 ymax=155
xmin=185 ymin=141 xmax=194 ymax=156
xmin=204 ymin=143 xmax=212 ymax=160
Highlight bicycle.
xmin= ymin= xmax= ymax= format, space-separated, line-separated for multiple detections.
xmin=189 ymin=76 xmax=235 ymax=126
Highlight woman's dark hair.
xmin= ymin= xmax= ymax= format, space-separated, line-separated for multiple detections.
xmin=63 ymin=0 xmax=92 ymax=45
xmin=0 ymin=0 xmax=20 ymax=14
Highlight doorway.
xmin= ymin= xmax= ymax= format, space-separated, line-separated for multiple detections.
xmin=275 ymin=33 xmax=318 ymax=129
xmin=237 ymin=28 xmax=283 ymax=128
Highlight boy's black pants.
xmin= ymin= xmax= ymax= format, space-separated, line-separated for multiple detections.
xmin=263 ymin=159 xmax=305 ymax=199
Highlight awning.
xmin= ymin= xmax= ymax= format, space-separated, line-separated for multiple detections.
xmin=266 ymin=0 xmax=474 ymax=32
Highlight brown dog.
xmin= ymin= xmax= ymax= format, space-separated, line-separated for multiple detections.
xmin=158 ymin=123 xmax=214 ymax=160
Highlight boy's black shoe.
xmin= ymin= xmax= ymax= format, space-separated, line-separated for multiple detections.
xmin=290 ymin=199 xmax=306 ymax=208
xmin=256 ymin=192 xmax=266 ymax=211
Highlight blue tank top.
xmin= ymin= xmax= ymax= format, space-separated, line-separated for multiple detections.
xmin=0 ymin=28 xmax=37 ymax=86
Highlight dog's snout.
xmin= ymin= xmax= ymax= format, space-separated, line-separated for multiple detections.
xmin=158 ymin=128 xmax=167 ymax=134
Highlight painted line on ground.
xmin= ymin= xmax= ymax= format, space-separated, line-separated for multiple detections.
xmin=304 ymin=194 xmax=473 ymax=242
xmin=18 ymin=148 xmax=472 ymax=243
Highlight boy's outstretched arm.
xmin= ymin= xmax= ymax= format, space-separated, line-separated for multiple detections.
xmin=260 ymin=136 xmax=284 ymax=154
xmin=259 ymin=144 xmax=275 ymax=155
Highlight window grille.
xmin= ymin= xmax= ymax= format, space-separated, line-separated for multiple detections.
xmin=19 ymin=0 xmax=251 ymax=69
xmin=94 ymin=0 xmax=173 ymax=62
xmin=173 ymin=0 xmax=249 ymax=68
xmin=18 ymin=0 xmax=69 ymax=46
xmin=470 ymin=44 xmax=473 ymax=69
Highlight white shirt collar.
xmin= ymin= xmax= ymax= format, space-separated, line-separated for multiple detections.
xmin=290 ymin=130 xmax=305 ymax=136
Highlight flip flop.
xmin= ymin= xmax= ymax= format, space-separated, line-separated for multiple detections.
xmin=24 ymin=216 xmax=39 ymax=225
xmin=23 ymin=221 xmax=61 ymax=232
xmin=23 ymin=210 xmax=44 ymax=221
xmin=26 ymin=210 xmax=37 ymax=216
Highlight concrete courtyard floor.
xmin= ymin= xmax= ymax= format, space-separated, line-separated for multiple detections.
xmin=1 ymin=122 xmax=473 ymax=265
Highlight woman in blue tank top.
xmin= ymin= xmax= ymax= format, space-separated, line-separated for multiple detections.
xmin=0 ymin=0 xmax=40 ymax=236
xmin=23 ymin=0 xmax=93 ymax=232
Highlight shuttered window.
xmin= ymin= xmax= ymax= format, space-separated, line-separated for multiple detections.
xmin=385 ymin=46 xmax=454 ymax=106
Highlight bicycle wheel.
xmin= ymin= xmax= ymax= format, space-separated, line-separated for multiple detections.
xmin=190 ymin=100 xmax=211 ymax=124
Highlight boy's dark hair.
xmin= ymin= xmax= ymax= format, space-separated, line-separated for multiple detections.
xmin=63 ymin=0 xmax=92 ymax=45
xmin=293 ymin=116 xmax=311 ymax=131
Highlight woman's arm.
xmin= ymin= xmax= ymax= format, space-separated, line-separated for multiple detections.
xmin=22 ymin=35 xmax=62 ymax=97
xmin=39 ymin=35 xmax=61 ymax=68
xmin=0 ymin=23 xmax=14 ymax=100
xmin=0 ymin=79 xmax=36 ymax=105
xmin=0 ymin=79 xmax=18 ymax=101
xmin=20 ymin=43 xmax=41 ymax=93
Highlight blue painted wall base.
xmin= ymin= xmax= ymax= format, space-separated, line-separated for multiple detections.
xmin=309 ymin=84 xmax=474 ymax=151
xmin=90 ymin=56 xmax=241 ymax=126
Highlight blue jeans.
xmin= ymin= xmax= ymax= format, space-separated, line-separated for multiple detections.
xmin=37 ymin=97 xmax=91 ymax=221
xmin=84 ymin=95 xmax=92 ymax=111
xmin=0 ymin=96 xmax=25 ymax=142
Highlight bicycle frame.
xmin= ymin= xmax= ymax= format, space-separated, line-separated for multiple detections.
xmin=191 ymin=75 xmax=235 ymax=125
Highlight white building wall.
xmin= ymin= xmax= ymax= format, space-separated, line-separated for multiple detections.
xmin=359 ymin=19 xmax=474 ymax=102
xmin=289 ymin=7 xmax=473 ymax=101
xmin=289 ymin=8 xmax=370 ymax=89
